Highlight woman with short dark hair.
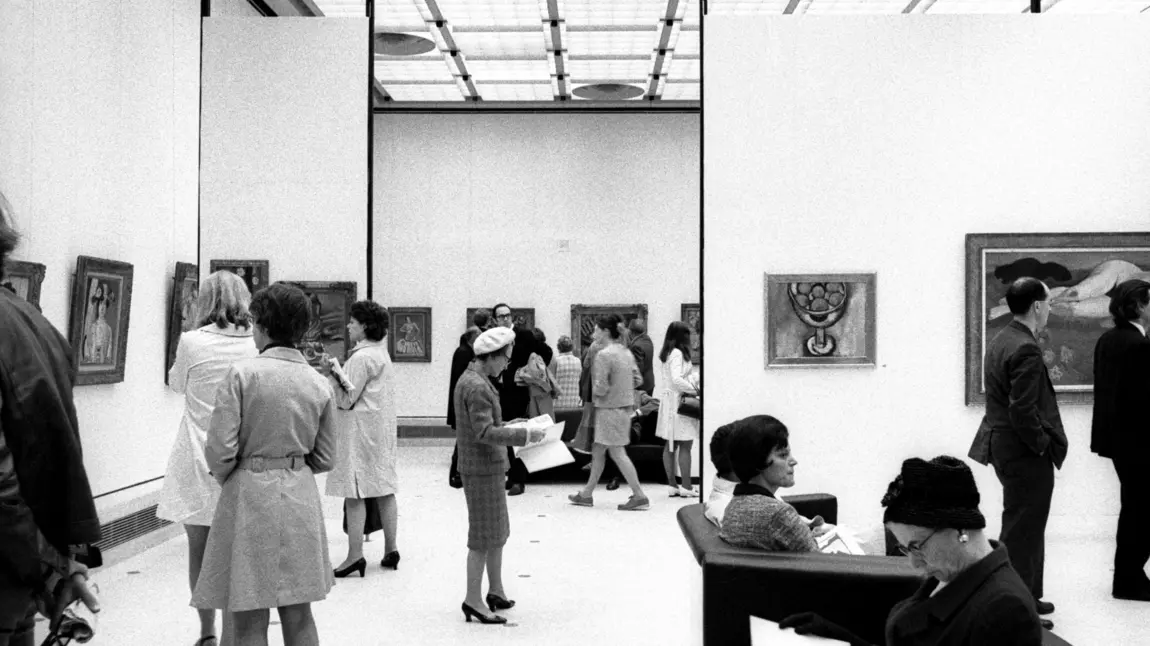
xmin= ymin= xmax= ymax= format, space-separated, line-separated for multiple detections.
xmin=191 ymin=282 xmax=338 ymax=646
xmin=158 ymin=270 xmax=259 ymax=646
xmin=324 ymin=300 xmax=401 ymax=576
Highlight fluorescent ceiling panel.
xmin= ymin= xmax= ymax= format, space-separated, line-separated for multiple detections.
xmin=565 ymin=0 xmax=679 ymax=26
xmin=566 ymin=30 xmax=660 ymax=56
xmin=466 ymin=59 xmax=551 ymax=81
xmin=669 ymin=58 xmax=700 ymax=80
xmin=805 ymin=0 xmax=907 ymax=12
xmin=434 ymin=0 xmax=544 ymax=28
xmin=662 ymin=82 xmax=699 ymax=101
xmin=706 ymin=1 xmax=794 ymax=14
xmin=926 ymin=0 xmax=1028 ymax=13
xmin=384 ymin=84 xmax=466 ymax=101
xmin=1046 ymin=0 xmax=1150 ymax=12
xmin=375 ymin=0 xmax=425 ymax=25
xmin=568 ymin=58 xmax=651 ymax=78
xmin=374 ymin=59 xmax=456 ymax=82
xmin=313 ymin=0 xmax=364 ymax=17
xmin=451 ymin=31 xmax=546 ymax=56
xmin=478 ymin=83 xmax=555 ymax=101
xmin=683 ymin=0 xmax=701 ymax=24
xmin=675 ymin=30 xmax=700 ymax=56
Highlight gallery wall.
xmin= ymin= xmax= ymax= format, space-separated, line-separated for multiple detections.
xmin=372 ymin=112 xmax=701 ymax=420
xmin=0 ymin=0 xmax=201 ymax=519
xmin=704 ymin=17 xmax=1150 ymax=534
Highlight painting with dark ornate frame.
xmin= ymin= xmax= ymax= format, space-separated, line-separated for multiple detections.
xmin=964 ymin=232 xmax=1150 ymax=406
xmin=165 ymin=262 xmax=199 ymax=385
xmin=389 ymin=307 xmax=432 ymax=363
xmin=68 ymin=255 xmax=134 ymax=386
xmin=764 ymin=273 xmax=877 ymax=368
xmin=681 ymin=303 xmax=701 ymax=365
xmin=209 ymin=259 xmax=269 ymax=296
xmin=283 ymin=281 xmax=357 ymax=371
xmin=465 ymin=307 xmax=535 ymax=332
xmin=2 ymin=260 xmax=46 ymax=311
xmin=570 ymin=303 xmax=649 ymax=359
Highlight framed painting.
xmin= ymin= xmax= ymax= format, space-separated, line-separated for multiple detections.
xmin=2 ymin=260 xmax=46 ymax=310
xmin=570 ymin=304 xmax=649 ymax=358
xmin=209 ymin=259 xmax=269 ymax=296
xmin=764 ymin=273 xmax=876 ymax=368
xmin=389 ymin=307 xmax=432 ymax=362
xmin=465 ymin=307 xmax=535 ymax=332
xmin=282 ymin=281 xmax=357 ymax=371
xmin=165 ymin=262 xmax=199 ymax=384
xmin=681 ymin=303 xmax=701 ymax=365
xmin=68 ymin=256 xmax=134 ymax=385
xmin=964 ymin=232 xmax=1150 ymax=405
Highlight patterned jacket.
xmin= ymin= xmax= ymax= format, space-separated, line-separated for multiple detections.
xmin=720 ymin=483 xmax=817 ymax=552
xmin=454 ymin=364 xmax=530 ymax=476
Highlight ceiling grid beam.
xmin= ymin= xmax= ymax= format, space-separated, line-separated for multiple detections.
xmin=539 ymin=0 xmax=570 ymax=101
xmin=645 ymin=0 xmax=684 ymax=100
xmin=413 ymin=0 xmax=481 ymax=101
xmin=783 ymin=0 xmax=804 ymax=14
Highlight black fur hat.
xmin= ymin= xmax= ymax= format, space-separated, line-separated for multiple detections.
xmin=881 ymin=455 xmax=986 ymax=530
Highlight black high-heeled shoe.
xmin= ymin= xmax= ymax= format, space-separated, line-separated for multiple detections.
xmin=333 ymin=557 xmax=366 ymax=578
xmin=461 ymin=602 xmax=507 ymax=624
xmin=486 ymin=593 xmax=515 ymax=611
xmin=380 ymin=551 xmax=400 ymax=570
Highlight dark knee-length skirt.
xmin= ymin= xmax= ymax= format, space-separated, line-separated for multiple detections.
xmin=461 ymin=473 xmax=510 ymax=550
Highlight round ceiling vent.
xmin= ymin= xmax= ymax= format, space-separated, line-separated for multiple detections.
xmin=374 ymin=32 xmax=437 ymax=56
xmin=573 ymin=83 xmax=645 ymax=101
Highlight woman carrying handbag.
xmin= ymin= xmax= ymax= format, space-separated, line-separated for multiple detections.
xmin=655 ymin=321 xmax=700 ymax=498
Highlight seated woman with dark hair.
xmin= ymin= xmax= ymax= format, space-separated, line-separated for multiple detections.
xmin=703 ymin=421 xmax=738 ymax=527
xmin=719 ymin=415 xmax=820 ymax=552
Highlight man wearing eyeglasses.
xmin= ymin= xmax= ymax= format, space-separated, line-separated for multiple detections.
xmin=968 ymin=277 xmax=1068 ymax=630
xmin=491 ymin=303 xmax=533 ymax=496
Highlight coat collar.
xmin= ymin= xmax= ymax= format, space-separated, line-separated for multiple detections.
xmin=350 ymin=338 xmax=384 ymax=354
xmin=259 ymin=345 xmax=308 ymax=364
xmin=197 ymin=322 xmax=253 ymax=338
xmin=902 ymin=542 xmax=1012 ymax=629
xmin=1007 ymin=319 xmax=1037 ymax=340
xmin=732 ymin=482 xmax=777 ymax=499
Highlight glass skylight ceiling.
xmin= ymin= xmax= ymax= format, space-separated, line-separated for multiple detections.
xmin=315 ymin=0 xmax=700 ymax=105
xmin=315 ymin=0 xmax=1148 ymax=106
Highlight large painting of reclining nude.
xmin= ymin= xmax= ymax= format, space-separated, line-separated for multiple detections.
xmin=965 ymin=232 xmax=1150 ymax=405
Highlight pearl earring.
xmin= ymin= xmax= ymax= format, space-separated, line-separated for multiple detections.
xmin=958 ymin=532 xmax=969 ymax=544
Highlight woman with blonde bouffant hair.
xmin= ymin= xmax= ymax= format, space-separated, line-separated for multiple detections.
xmin=157 ymin=270 xmax=258 ymax=646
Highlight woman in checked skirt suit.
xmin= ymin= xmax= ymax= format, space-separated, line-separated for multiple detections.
xmin=157 ymin=271 xmax=258 ymax=646
xmin=191 ymin=283 xmax=337 ymax=646
xmin=453 ymin=327 xmax=547 ymax=625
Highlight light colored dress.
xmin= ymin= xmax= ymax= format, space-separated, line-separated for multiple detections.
xmin=157 ymin=324 xmax=257 ymax=526
xmin=591 ymin=343 xmax=641 ymax=447
xmin=191 ymin=346 xmax=337 ymax=612
xmin=324 ymin=339 xmax=398 ymax=499
xmin=655 ymin=348 xmax=699 ymax=442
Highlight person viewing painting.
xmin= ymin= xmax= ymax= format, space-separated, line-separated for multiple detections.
xmin=191 ymin=282 xmax=337 ymax=646
xmin=157 ymin=270 xmax=259 ymax=646
xmin=323 ymin=300 xmax=401 ymax=577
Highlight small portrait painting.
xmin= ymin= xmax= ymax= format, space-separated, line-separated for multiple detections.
xmin=68 ymin=256 xmax=134 ymax=385
xmin=2 ymin=260 xmax=46 ymax=310
xmin=681 ymin=303 xmax=701 ymax=365
xmin=389 ymin=307 xmax=432 ymax=362
xmin=166 ymin=262 xmax=199 ymax=383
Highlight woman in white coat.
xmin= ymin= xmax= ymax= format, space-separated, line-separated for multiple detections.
xmin=655 ymin=321 xmax=700 ymax=497
xmin=324 ymin=300 xmax=400 ymax=577
xmin=157 ymin=271 xmax=257 ymax=646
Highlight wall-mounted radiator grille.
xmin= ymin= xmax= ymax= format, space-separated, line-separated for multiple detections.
xmin=92 ymin=504 xmax=173 ymax=553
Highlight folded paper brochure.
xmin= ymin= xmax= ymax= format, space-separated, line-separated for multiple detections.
xmin=507 ymin=415 xmax=573 ymax=473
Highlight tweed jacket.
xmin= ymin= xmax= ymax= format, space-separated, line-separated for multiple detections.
xmin=969 ymin=320 xmax=1068 ymax=469
xmin=592 ymin=342 xmax=642 ymax=409
xmin=552 ymin=352 xmax=583 ymax=408
xmin=885 ymin=544 xmax=1042 ymax=646
xmin=1090 ymin=320 xmax=1150 ymax=458
xmin=454 ymin=364 xmax=530 ymax=476
xmin=627 ymin=333 xmax=656 ymax=396
xmin=0 ymin=288 xmax=99 ymax=592
xmin=720 ymin=483 xmax=817 ymax=552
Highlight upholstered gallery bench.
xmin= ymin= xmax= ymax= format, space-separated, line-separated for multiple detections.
xmin=676 ymin=499 xmax=1074 ymax=646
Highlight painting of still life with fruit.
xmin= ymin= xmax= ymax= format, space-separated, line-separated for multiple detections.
xmin=765 ymin=273 xmax=877 ymax=367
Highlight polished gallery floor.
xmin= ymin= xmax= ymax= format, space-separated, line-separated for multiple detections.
xmin=34 ymin=440 xmax=1146 ymax=645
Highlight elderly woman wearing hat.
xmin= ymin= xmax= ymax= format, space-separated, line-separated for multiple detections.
xmin=780 ymin=455 xmax=1044 ymax=645
xmin=453 ymin=327 xmax=547 ymax=625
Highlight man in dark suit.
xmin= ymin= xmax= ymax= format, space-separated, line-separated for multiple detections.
xmin=493 ymin=303 xmax=532 ymax=496
xmin=968 ymin=277 xmax=1068 ymax=628
xmin=1090 ymin=279 xmax=1150 ymax=602
xmin=627 ymin=318 xmax=655 ymax=397
xmin=447 ymin=310 xmax=491 ymax=489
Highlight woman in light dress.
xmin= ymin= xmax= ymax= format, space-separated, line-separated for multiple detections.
xmin=157 ymin=271 xmax=258 ymax=646
xmin=323 ymin=300 xmax=401 ymax=577
xmin=655 ymin=321 xmax=700 ymax=497
xmin=191 ymin=282 xmax=337 ymax=646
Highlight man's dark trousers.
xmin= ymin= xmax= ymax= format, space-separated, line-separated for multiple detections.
xmin=991 ymin=446 xmax=1055 ymax=601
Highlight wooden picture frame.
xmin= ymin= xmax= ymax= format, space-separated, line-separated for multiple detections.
xmin=165 ymin=262 xmax=199 ymax=384
xmin=2 ymin=260 xmax=46 ymax=310
xmin=465 ymin=307 xmax=535 ymax=331
xmin=68 ymin=256 xmax=134 ymax=385
xmin=389 ymin=307 xmax=432 ymax=363
xmin=208 ymin=259 xmax=269 ymax=296
xmin=964 ymin=232 xmax=1150 ymax=405
xmin=282 ymin=281 xmax=357 ymax=371
xmin=681 ymin=303 xmax=701 ymax=365
xmin=570 ymin=303 xmax=649 ymax=358
xmin=764 ymin=273 xmax=877 ymax=368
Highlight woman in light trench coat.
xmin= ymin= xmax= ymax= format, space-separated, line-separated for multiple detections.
xmin=324 ymin=300 xmax=400 ymax=577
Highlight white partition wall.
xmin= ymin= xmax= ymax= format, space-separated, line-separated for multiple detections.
xmin=704 ymin=17 xmax=1150 ymax=533
xmin=372 ymin=113 xmax=701 ymax=423
xmin=200 ymin=17 xmax=369 ymax=287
